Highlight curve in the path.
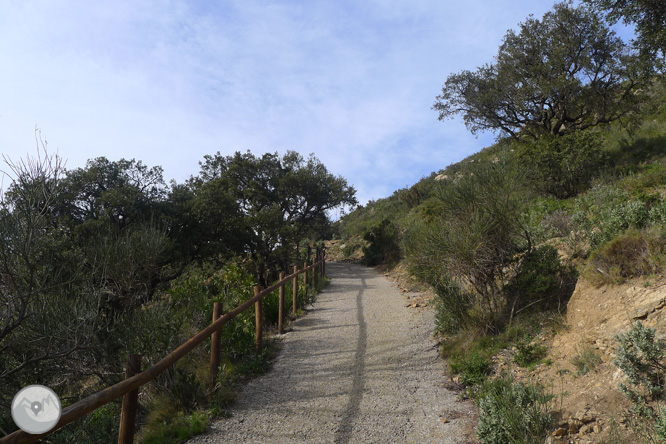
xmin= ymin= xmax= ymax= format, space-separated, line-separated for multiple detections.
xmin=187 ymin=263 xmax=475 ymax=444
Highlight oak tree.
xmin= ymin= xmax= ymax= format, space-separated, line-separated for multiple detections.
xmin=585 ymin=0 xmax=666 ymax=68
xmin=434 ymin=2 xmax=642 ymax=140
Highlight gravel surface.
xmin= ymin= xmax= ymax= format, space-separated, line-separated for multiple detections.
xmin=187 ymin=263 xmax=476 ymax=444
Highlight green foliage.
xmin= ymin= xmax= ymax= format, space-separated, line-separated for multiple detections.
xmin=192 ymin=150 xmax=356 ymax=285
xmin=569 ymin=183 xmax=666 ymax=252
xmin=50 ymin=403 xmax=121 ymax=444
xmin=476 ymin=376 xmax=554 ymax=444
xmin=585 ymin=0 xmax=666 ymax=69
xmin=361 ymin=218 xmax=400 ymax=266
xmin=139 ymin=408 xmax=210 ymax=444
xmin=513 ymin=339 xmax=548 ymax=368
xmin=571 ymin=346 xmax=603 ymax=375
xmin=523 ymin=197 xmax=572 ymax=245
xmin=336 ymin=193 xmax=409 ymax=242
xmin=449 ymin=350 xmax=494 ymax=386
xmin=614 ymin=322 xmax=666 ymax=443
xmin=615 ymin=321 xmax=666 ymax=402
xmin=506 ymin=245 xmax=577 ymax=316
xmin=434 ymin=2 xmax=641 ymax=140
xmin=405 ymin=157 xmax=529 ymax=333
xmin=587 ymin=228 xmax=666 ymax=284
xmin=433 ymin=279 xmax=473 ymax=334
xmin=516 ymin=132 xmax=608 ymax=198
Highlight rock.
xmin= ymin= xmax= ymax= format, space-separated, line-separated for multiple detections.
xmin=574 ymin=409 xmax=597 ymax=424
xmin=553 ymin=427 xmax=568 ymax=437
xmin=569 ymin=422 xmax=580 ymax=434
xmin=633 ymin=309 xmax=649 ymax=320
xmin=579 ymin=424 xmax=591 ymax=435
xmin=440 ymin=418 xmax=450 ymax=424
xmin=593 ymin=424 xmax=602 ymax=433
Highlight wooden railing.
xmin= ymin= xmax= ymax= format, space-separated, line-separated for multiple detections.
xmin=1 ymin=250 xmax=327 ymax=444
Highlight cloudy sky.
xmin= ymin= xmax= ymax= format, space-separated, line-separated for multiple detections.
xmin=0 ymin=0 xmax=630 ymax=206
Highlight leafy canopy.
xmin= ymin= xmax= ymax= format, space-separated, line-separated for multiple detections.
xmin=434 ymin=2 xmax=641 ymax=140
xmin=189 ymin=150 xmax=357 ymax=284
xmin=585 ymin=0 xmax=666 ymax=68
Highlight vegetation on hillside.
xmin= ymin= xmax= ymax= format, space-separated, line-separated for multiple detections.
xmin=0 ymin=144 xmax=354 ymax=441
xmin=336 ymin=2 xmax=666 ymax=442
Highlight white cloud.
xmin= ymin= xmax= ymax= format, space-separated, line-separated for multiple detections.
xmin=0 ymin=0 xmax=591 ymax=203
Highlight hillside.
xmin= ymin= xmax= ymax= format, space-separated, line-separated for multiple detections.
xmin=333 ymin=81 xmax=666 ymax=443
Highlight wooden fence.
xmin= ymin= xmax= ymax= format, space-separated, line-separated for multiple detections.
xmin=1 ymin=249 xmax=327 ymax=444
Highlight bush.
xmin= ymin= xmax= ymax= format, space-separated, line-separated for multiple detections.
xmin=50 ymin=403 xmax=121 ymax=444
xmin=476 ymin=375 xmax=554 ymax=444
xmin=449 ymin=350 xmax=494 ymax=386
xmin=614 ymin=322 xmax=666 ymax=443
xmin=361 ymin=218 xmax=400 ymax=266
xmin=406 ymin=157 xmax=529 ymax=333
xmin=516 ymin=131 xmax=607 ymax=199
xmin=571 ymin=346 xmax=603 ymax=375
xmin=506 ymin=245 xmax=577 ymax=317
xmin=433 ymin=279 xmax=473 ymax=334
xmin=514 ymin=338 xmax=548 ymax=368
xmin=649 ymin=201 xmax=666 ymax=225
xmin=615 ymin=322 xmax=666 ymax=402
xmin=587 ymin=228 xmax=666 ymax=284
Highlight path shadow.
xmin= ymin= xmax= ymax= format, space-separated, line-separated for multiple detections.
xmin=333 ymin=274 xmax=367 ymax=444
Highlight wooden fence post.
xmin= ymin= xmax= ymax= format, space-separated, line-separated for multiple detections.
xmin=254 ymin=286 xmax=263 ymax=353
xmin=278 ymin=272 xmax=285 ymax=334
xmin=209 ymin=302 xmax=222 ymax=391
xmin=118 ymin=354 xmax=142 ymax=444
xmin=303 ymin=261 xmax=308 ymax=293
xmin=311 ymin=257 xmax=316 ymax=288
xmin=292 ymin=265 xmax=298 ymax=315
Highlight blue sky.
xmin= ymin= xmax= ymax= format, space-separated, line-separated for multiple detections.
xmin=0 ymin=0 xmax=632 ymax=206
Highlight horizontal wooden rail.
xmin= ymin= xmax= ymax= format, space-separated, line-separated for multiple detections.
xmin=1 ymin=256 xmax=326 ymax=444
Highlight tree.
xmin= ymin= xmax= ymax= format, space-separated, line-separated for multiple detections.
xmin=516 ymin=131 xmax=608 ymax=198
xmin=59 ymin=157 xmax=167 ymax=232
xmin=0 ymin=144 xmax=100 ymax=410
xmin=434 ymin=2 xmax=642 ymax=140
xmin=585 ymin=0 xmax=666 ymax=68
xmin=190 ymin=151 xmax=357 ymax=285
xmin=404 ymin=157 xmax=531 ymax=332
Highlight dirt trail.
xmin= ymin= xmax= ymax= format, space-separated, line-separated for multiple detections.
xmin=187 ymin=263 xmax=475 ymax=444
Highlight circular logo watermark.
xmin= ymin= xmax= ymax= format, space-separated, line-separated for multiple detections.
xmin=11 ymin=385 xmax=62 ymax=434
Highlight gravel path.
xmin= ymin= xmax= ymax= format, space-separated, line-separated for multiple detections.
xmin=187 ymin=263 xmax=476 ymax=444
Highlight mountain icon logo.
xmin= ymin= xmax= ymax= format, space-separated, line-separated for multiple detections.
xmin=11 ymin=385 xmax=61 ymax=434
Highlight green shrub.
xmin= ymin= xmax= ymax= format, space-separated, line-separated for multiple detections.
xmin=649 ymin=201 xmax=666 ymax=225
xmin=514 ymin=339 xmax=548 ymax=368
xmin=614 ymin=322 xmax=666 ymax=443
xmin=587 ymin=228 xmax=666 ymax=284
xmin=516 ymin=131 xmax=607 ymax=199
xmin=342 ymin=243 xmax=357 ymax=258
xmin=449 ymin=350 xmax=494 ymax=386
xmin=615 ymin=322 xmax=666 ymax=402
xmin=406 ymin=157 xmax=529 ymax=334
xmin=50 ymin=403 xmax=121 ymax=444
xmin=571 ymin=346 xmax=603 ymax=375
xmin=505 ymin=245 xmax=577 ymax=321
xmin=140 ymin=409 xmax=210 ymax=444
xmin=361 ymin=218 xmax=400 ymax=266
xmin=476 ymin=376 xmax=554 ymax=444
xmin=433 ymin=279 xmax=473 ymax=334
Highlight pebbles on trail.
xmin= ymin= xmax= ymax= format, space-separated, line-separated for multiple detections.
xmin=186 ymin=263 xmax=475 ymax=444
